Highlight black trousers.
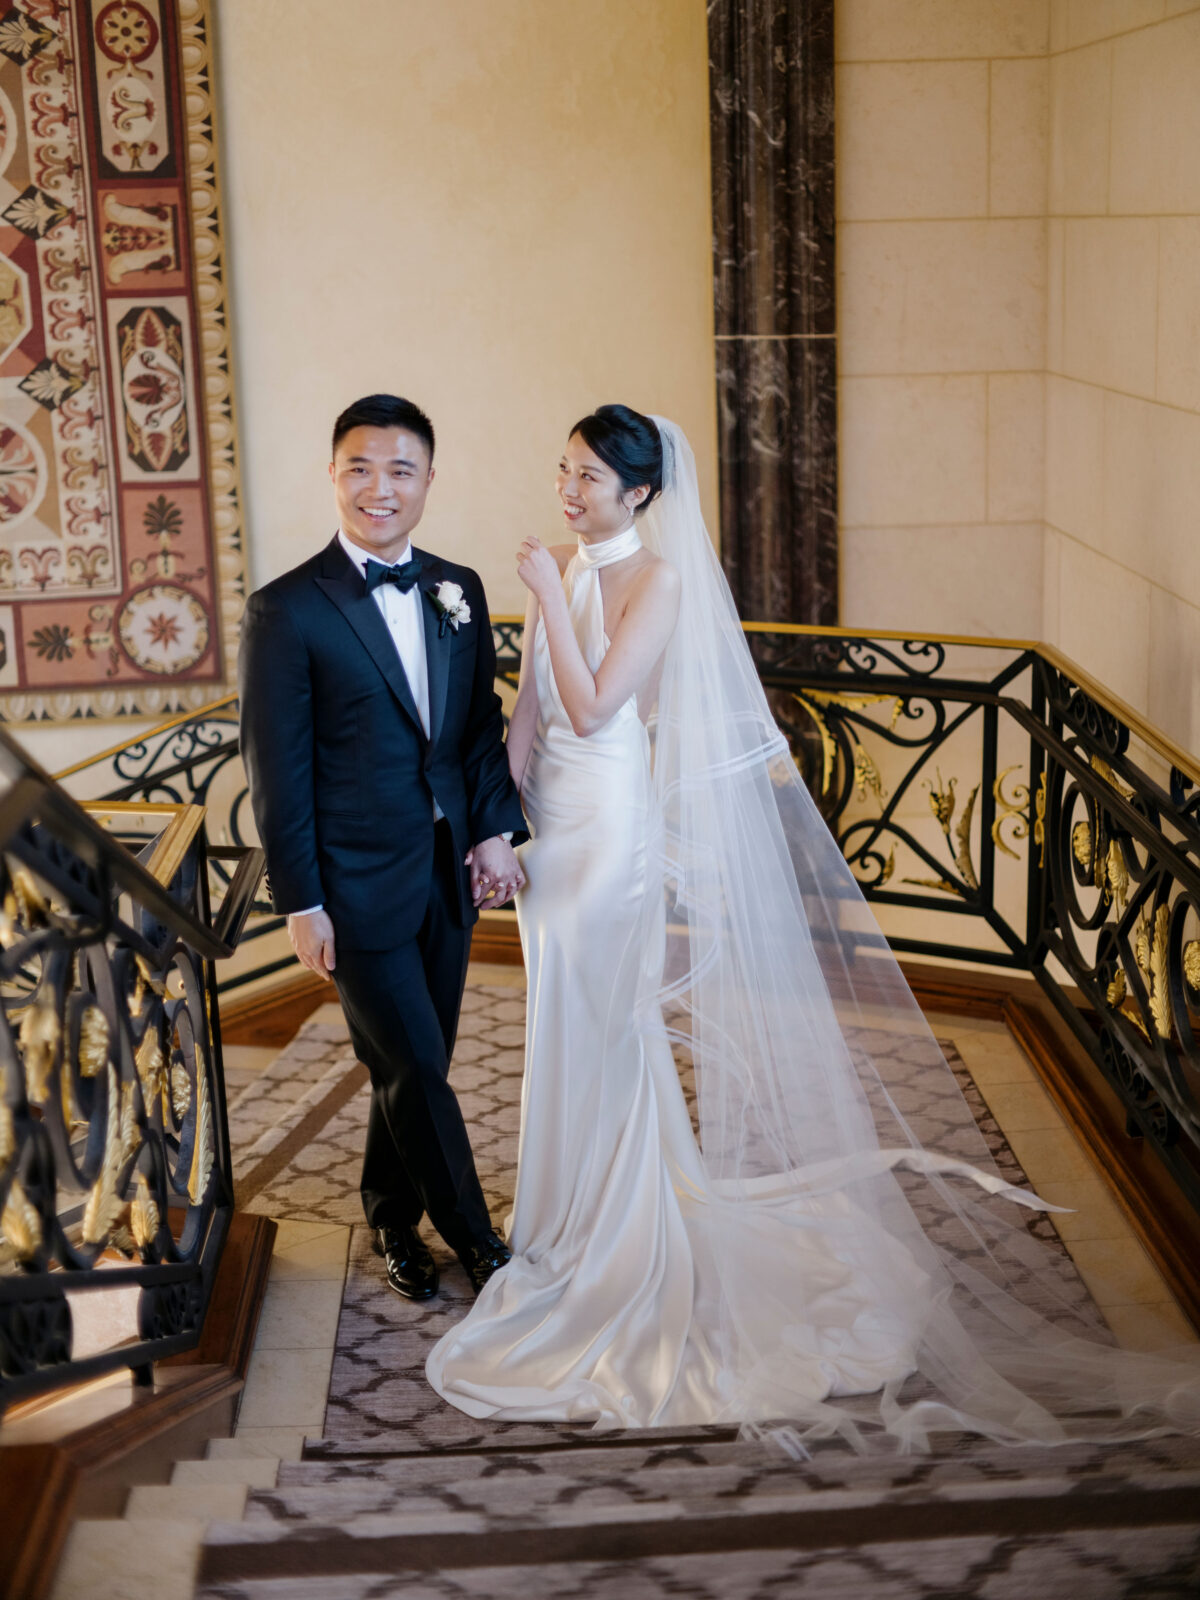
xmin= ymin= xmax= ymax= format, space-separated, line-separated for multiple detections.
xmin=332 ymin=819 xmax=493 ymax=1251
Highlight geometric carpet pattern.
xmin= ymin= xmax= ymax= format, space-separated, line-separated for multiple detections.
xmin=200 ymin=1524 xmax=1200 ymax=1599
xmin=199 ymin=987 xmax=1200 ymax=1599
xmin=227 ymin=987 xmax=1101 ymax=1453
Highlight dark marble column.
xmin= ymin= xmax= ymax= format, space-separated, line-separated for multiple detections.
xmin=708 ymin=0 xmax=837 ymax=624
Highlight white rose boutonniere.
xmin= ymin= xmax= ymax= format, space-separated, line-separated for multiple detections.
xmin=430 ymin=580 xmax=471 ymax=637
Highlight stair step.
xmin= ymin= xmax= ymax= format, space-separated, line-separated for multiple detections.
xmin=251 ymin=1443 xmax=1200 ymax=1528
xmin=302 ymin=1420 xmax=738 ymax=1460
xmin=287 ymin=1428 xmax=1200 ymax=1489
xmin=234 ymin=1448 xmax=1200 ymax=1530
xmin=173 ymin=1456 xmax=281 ymax=1489
xmin=286 ymin=1435 xmax=767 ymax=1485
xmin=50 ymin=1518 xmax=204 ymax=1600
xmin=195 ymin=1526 xmax=1200 ymax=1600
xmin=222 ymin=1438 xmax=1200 ymax=1529
xmin=125 ymin=1482 xmax=251 ymax=1522
xmin=195 ymin=1490 xmax=1200 ymax=1598
xmin=246 ymin=1462 xmax=784 ymax=1525
xmin=197 ymin=1430 xmax=1200 ymax=1596
xmin=208 ymin=1430 xmax=308 ymax=1463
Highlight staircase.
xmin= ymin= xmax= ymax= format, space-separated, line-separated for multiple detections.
xmin=53 ymin=1423 xmax=1200 ymax=1598
xmin=41 ymin=984 xmax=1200 ymax=1600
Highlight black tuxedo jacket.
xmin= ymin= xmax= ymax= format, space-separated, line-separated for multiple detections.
xmin=238 ymin=535 xmax=527 ymax=950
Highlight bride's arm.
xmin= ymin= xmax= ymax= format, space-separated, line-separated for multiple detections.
xmin=517 ymin=538 xmax=680 ymax=739
xmin=505 ymin=590 xmax=541 ymax=791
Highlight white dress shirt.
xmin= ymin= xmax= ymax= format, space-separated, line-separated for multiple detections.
xmin=338 ymin=527 xmax=430 ymax=736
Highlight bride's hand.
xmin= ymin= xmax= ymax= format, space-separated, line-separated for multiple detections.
xmin=516 ymin=537 xmax=560 ymax=603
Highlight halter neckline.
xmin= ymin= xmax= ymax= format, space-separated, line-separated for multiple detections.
xmin=574 ymin=523 xmax=643 ymax=570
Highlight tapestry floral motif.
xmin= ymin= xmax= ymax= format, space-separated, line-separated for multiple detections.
xmin=29 ymin=621 xmax=73 ymax=660
xmin=0 ymin=0 xmax=247 ymax=720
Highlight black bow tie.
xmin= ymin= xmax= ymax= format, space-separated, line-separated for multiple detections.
xmin=364 ymin=555 xmax=423 ymax=594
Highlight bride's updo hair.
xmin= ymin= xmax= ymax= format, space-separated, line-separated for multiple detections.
xmin=569 ymin=404 xmax=663 ymax=516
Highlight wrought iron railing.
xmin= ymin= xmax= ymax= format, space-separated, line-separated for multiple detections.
xmin=0 ymin=728 xmax=263 ymax=1411
xmin=55 ymin=622 xmax=1200 ymax=1217
xmin=55 ymin=696 xmax=280 ymax=993
xmin=744 ymin=628 xmax=1200 ymax=1214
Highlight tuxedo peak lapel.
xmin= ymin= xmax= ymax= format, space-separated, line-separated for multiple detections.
xmin=419 ymin=558 xmax=451 ymax=750
xmin=317 ymin=532 xmax=352 ymax=578
xmin=315 ymin=541 xmax=426 ymax=741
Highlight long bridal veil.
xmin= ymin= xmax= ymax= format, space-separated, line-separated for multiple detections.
xmin=632 ymin=416 xmax=1200 ymax=1450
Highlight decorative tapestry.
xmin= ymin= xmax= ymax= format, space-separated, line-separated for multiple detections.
xmin=0 ymin=0 xmax=245 ymax=723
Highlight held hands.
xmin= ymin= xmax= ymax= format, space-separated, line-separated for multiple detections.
xmin=516 ymin=537 xmax=561 ymax=605
xmin=288 ymin=908 xmax=336 ymax=979
xmin=466 ymin=835 xmax=526 ymax=909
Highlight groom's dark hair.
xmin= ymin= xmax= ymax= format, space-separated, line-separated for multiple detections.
xmin=332 ymin=394 xmax=435 ymax=463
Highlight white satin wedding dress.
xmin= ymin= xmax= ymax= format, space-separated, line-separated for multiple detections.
xmin=427 ymin=419 xmax=1200 ymax=1448
xmin=427 ymin=527 xmax=1047 ymax=1430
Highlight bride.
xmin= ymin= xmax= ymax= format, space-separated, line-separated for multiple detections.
xmin=426 ymin=405 xmax=1200 ymax=1447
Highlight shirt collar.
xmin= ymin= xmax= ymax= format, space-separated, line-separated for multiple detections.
xmin=337 ymin=527 xmax=412 ymax=576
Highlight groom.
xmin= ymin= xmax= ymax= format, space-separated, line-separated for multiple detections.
xmin=239 ymin=393 xmax=527 ymax=1301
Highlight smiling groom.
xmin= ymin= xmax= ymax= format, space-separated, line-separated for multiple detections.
xmin=239 ymin=394 xmax=527 ymax=1300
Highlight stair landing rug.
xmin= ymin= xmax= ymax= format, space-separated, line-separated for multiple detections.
xmin=235 ymin=984 xmax=1103 ymax=1454
xmin=227 ymin=1015 xmax=367 ymax=1208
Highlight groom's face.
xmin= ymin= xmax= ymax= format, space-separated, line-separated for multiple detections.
xmin=330 ymin=425 xmax=435 ymax=560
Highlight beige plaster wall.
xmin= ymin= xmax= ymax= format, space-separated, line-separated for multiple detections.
xmin=835 ymin=0 xmax=1050 ymax=642
xmin=1043 ymin=0 xmax=1200 ymax=755
xmin=214 ymin=0 xmax=718 ymax=610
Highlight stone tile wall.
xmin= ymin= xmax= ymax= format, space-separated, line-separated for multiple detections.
xmin=835 ymin=0 xmax=1050 ymax=643
xmin=1043 ymin=0 xmax=1200 ymax=754
xmin=835 ymin=0 xmax=1200 ymax=757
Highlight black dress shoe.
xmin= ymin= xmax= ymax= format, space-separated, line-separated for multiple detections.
xmin=371 ymin=1225 xmax=438 ymax=1301
xmin=457 ymin=1231 xmax=512 ymax=1294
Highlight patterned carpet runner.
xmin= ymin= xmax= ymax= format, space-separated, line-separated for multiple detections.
xmin=200 ymin=985 xmax=1200 ymax=1597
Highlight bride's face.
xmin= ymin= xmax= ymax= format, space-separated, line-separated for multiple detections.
xmin=556 ymin=435 xmax=641 ymax=540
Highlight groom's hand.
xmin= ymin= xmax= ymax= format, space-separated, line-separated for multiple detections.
xmin=288 ymin=908 xmax=337 ymax=979
xmin=466 ymin=836 xmax=525 ymax=909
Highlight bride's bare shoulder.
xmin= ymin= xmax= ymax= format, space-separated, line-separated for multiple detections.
xmin=548 ymin=544 xmax=575 ymax=572
xmin=632 ymin=549 xmax=680 ymax=601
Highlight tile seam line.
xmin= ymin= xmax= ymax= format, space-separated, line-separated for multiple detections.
xmin=1043 ymin=521 xmax=1200 ymax=611
xmin=838 ymin=214 xmax=1199 ymax=223
xmin=839 ymin=371 xmax=1039 ymax=380
xmin=836 ymin=55 xmax=1055 ymax=66
xmin=843 ymin=374 xmax=1200 ymax=410
xmin=1049 ymin=10 xmax=1200 ymax=55
xmin=837 ymin=13 xmax=1200 ymax=65
xmin=840 ymin=519 xmax=1044 ymax=530
xmin=1045 ymin=373 xmax=1200 ymax=417
xmin=838 ymin=215 xmax=1047 ymax=224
